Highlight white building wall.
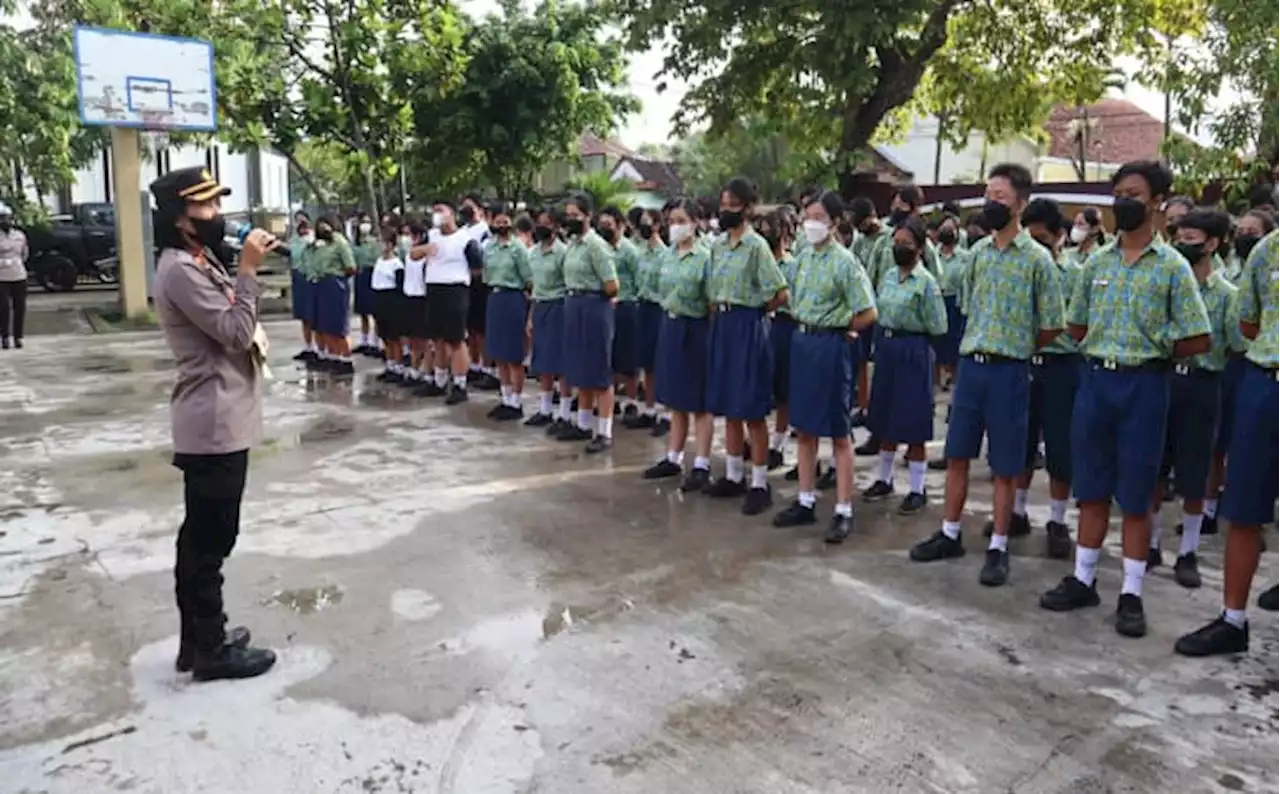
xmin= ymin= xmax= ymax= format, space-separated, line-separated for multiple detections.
xmin=877 ymin=115 xmax=1040 ymax=185
xmin=259 ymin=150 xmax=290 ymax=212
xmin=218 ymin=147 xmax=251 ymax=215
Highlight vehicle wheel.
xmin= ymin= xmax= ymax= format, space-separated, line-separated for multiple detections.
xmin=41 ymin=255 xmax=79 ymax=292
xmin=96 ymin=262 xmax=119 ymax=284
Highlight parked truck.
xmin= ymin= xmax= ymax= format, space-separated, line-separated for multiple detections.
xmin=23 ymin=203 xmax=119 ymax=291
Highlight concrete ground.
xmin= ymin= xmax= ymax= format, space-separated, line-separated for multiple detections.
xmin=0 ymin=320 xmax=1275 ymax=794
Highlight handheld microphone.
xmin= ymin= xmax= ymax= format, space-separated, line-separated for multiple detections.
xmin=232 ymin=221 xmax=282 ymax=251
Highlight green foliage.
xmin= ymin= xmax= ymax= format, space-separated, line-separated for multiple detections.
xmin=409 ymin=0 xmax=637 ymax=200
xmin=564 ymin=171 xmax=635 ymax=212
xmin=673 ymin=116 xmax=832 ymax=201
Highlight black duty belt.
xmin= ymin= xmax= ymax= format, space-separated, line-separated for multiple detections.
xmin=966 ymin=352 xmax=1024 ymax=365
xmin=1173 ymin=362 xmax=1221 ymax=379
xmin=1031 ymin=353 xmax=1079 ymax=367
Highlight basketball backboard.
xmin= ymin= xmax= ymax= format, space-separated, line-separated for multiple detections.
xmin=74 ymin=26 xmax=218 ymax=132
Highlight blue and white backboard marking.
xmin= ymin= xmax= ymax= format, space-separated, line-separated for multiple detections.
xmin=74 ymin=26 xmax=218 ymax=132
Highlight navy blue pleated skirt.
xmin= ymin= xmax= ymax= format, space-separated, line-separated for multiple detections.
xmin=484 ymin=289 xmax=529 ymax=364
xmin=563 ymin=292 xmax=614 ymax=390
xmin=789 ymin=330 xmax=853 ymax=438
xmin=857 ymin=321 xmax=877 ymax=363
xmin=636 ymin=300 xmax=663 ymax=372
xmin=937 ymin=295 xmax=965 ymax=367
xmin=655 ymin=313 xmax=710 ymax=413
xmin=770 ymin=314 xmax=797 ymax=403
xmin=868 ymin=332 xmax=935 ymax=444
xmin=354 ymin=267 xmax=376 ymax=316
xmin=613 ymin=301 xmax=639 ymax=376
xmin=531 ymin=299 xmax=564 ymax=376
xmin=291 ymin=270 xmax=314 ymax=323
xmin=313 ymin=275 xmax=350 ymax=336
xmin=706 ymin=306 xmax=772 ymax=420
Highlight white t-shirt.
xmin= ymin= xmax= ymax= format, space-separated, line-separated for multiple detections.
xmin=465 ymin=221 xmax=490 ymax=245
xmin=425 ymin=227 xmax=472 ymax=286
xmin=402 ymin=256 xmax=427 ymax=297
xmin=371 ymin=256 xmax=403 ymax=291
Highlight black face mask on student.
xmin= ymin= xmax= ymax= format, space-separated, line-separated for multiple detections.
xmin=563 ymin=218 xmax=585 ymax=236
xmin=938 ymin=229 xmax=958 ymax=246
xmin=459 ymin=206 xmax=476 ymax=225
xmin=718 ymin=209 xmax=744 ymax=230
xmin=493 ymin=225 xmax=511 ymax=237
xmin=1175 ymin=242 xmax=1207 ymax=265
xmin=889 ymin=209 xmax=910 ymax=227
xmin=1234 ymin=234 xmax=1260 ymax=260
xmin=638 ymin=222 xmax=653 ymax=239
xmin=533 ymin=225 xmax=554 ymax=243
xmin=892 ymin=244 xmax=918 ymax=267
xmin=315 ymin=227 xmax=333 ymax=242
xmin=599 ymin=227 xmax=618 ymax=243
xmin=1112 ymin=197 xmax=1148 ymax=232
xmin=981 ymin=200 xmax=1012 ymax=231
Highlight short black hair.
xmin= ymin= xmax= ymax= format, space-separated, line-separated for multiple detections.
xmin=600 ymin=204 xmax=626 ymax=225
xmin=533 ymin=205 xmax=560 ymax=225
xmin=486 ymin=201 xmax=510 ymax=219
xmin=514 ymin=213 xmax=534 ymax=233
xmin=988 ymin=163 xmax=1034 ymax=200
xmin=722 ymin=176 xmax=760 ymax=207
xmin=462 ymin=192 xmax=485 ymax=208
xmin=941 ymin=200 xmax=962 ymax=217
xmin=758 ymin=207 xmax=794 ymax=241
xmin=1248 ymin=183 xmax=1276 ymax=208
xmin=432 ymin=198 xmax=458 ymax=214
xmin=894 ymin=184 xmax=923 ymax=208
xmin=626 ymin=206 xmax=644 ymax=228
xmin=894 ymin=215 xmax=928 ymax=246
xmin=667 ymin=197 xmax=701 ymax=221
xmin=564 ymin=191 xmax=594 ymax=215
xmin=810 ymin=190 xmax=843 ymax=222
xmin=1166 ymin=195 xmax=1196 ymax=212
xmin=1021 ymin=197 xmax=1066 ymax=234
xmin=1111 ymin=160 xmax=1174 ymax=199
xmin=965 ymin=212 xmax=991 ymax=232
xmin=849 ymin=197 xmax=876 ymax=224
xmin=1081 ymin=207 xmax=1102 ymax=227
xmin=1178 ymin=208 xmax=1231 ymax=241
xmin=1242 ymin=208 xmax=1278 ymax=234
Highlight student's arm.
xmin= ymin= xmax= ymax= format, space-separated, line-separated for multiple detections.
xmin=846 ymin=258 xmax=878 ymax=332
xmin=922 ymin=276 xmax=948 ymax=337
xmin=515 ymin=244 xmax=533 ymax=288
xmin=756 ymin=239 xmax=789 ymax=311
xmin=593 ymin=238 xmax=619 ymax=298
xmin=1066 ymin=255 xmax=1092 ymax=342
xmin=1166 ymin=260 xmax=1212 ymax=357
xmin=1224 ymin=285 xmax=1248 ymax=351
xmin=1033 ymin=248 xmax=1066 ymax=349
xmin=1239 ymin=240 xmax=1268 ymax=340
xmin=464 ymin=240 xmax=485 ymax=274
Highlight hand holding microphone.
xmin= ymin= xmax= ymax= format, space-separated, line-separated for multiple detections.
xmin=233 ymin=223 xmax=281 ymax=276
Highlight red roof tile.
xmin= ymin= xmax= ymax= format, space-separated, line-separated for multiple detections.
xmin=1045 ymin=99 xmax=1165 ymax=165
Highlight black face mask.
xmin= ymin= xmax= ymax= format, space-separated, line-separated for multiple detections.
xmin=718 ymin=209 xmax=744 ymax=230
xmin=1112 ymin=197 xmax=1148 ymax=232
xmin=892 ymin=244 xmax=917 ymax=267
xmin=969 ymin=232 xmax=988 ymax=245
xmin=1175 ymin=242 xmax=1206 ymax=264
xmin=459 ymin=206 xmax=476 ymax=225
xmin=493 ymin=225 xmax=511 ymax=237
xmin=638 ymin=222 xmax=653 ymax=239
xmin=1234 ymin=234 xmax=1260 ymax=260
xmin=315 ymin=227 xmax=333 ymax=242
xmin=1032 ymin=237 xmax=1055 ymax=255
xmin=0 ymin=220 xmax=10 ymax=232
xmin=938 ymin=229 xmax=958 ymax=246
xmin=599 ymin=227 xmax=618 ymax=244
xmin=981 ymin=200 xmax=1012 ymax=231
xmin=533 ymin=225 xmax=554 ymax=243
xmin=563 ymin=218 xmax=585 ymax=236
xmin=889 ymin=209 xmax=910 ymax=227
xmin=193 ymin=214 xmax=228 ymax=250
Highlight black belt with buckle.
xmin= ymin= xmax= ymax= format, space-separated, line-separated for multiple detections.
xmin=799 ymin=323 xmax=847 ymax=335
xmin=881 ymin=328 xmax=927 ymax=339
xmin=1031 ymin=353 xmax=1078 ymax=367
xmin=567 ymin=289 xmax=602 ymax=297
xmin=713 ymin=302 xmax=763 ymax=312
xmin=1173 ymin=362 xmax=1220 ymax=379
xmin=966 ymin=352 xmax=1023 ymax=365
xmin=1087 ymin=357 xmax=1170 ymax=374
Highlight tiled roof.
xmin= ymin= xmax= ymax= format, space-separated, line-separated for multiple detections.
xmin=615 ymin=156 xmax=683 ymax=195
xmin=1045 ymin=99 xmax=1165 ymax=165
xmin=579 ymin=132 xmax=636 ymax=160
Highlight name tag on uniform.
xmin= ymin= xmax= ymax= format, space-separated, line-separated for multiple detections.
xmin=1093 ymin=278 xmax=1109 ymax=287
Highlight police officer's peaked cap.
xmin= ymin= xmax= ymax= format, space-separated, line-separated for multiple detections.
xmin=150 ymin=166 xmax=231 ymax=209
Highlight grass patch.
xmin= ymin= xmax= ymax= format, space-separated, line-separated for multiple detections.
xmin=84 ymin=307 xmax=160 ymax=333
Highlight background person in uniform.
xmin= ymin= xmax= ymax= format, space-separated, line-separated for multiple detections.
xmin=1225 ymin=209 xmax=1274 ymax=282
xmin=644 ymin=199 xmax=715 ymax=490
xmin=1146 ymin=209 xmax=1241 ymax=589
xmin=307 ymin=215 xmax=357 ymax=375
xmin=702 ymin=176 xmax=790 ymax=516
xmin=1039 ymin=160 xmax=1210 ymax=639
xmin=525 ymin=207 xmax=572 ymax=430
xmin=758 ymin=209 xmax=799 ymax=473
xmin=483 ymin=204 xmax=533 ymax=420
xmin=149 ymin=166 xmax=276 ymax=681
xmin=1162 ymin=195 xmax=1195 ymax=237
xmin=1011 ymin=198 xmax=1080 ymax=561
xmin=849 ymin=198 xmax=891 ymax=429
xmin=400 ymin=220 xmax=430 ymax=384
xmin=771 ymin=191 xmax=876 ymax=543
xmin=351 ymin=212 xmax=382 ymax=357
xmin=289 ymin=212 xmax=316 ymax=361
xmin=933 ymin=213 xmax=970 ymax=391
xmin=460 ymin=195 xmax=498 ymax=391
xmin=632 ymin=208 xmax=670 ymax=435
xmin=413 ymin=201 xmax=481 ymax=405
xmin=1176 ymin=229 xmax=1280 ymax=656
xmin=1065 ymin=207 xmax=1107 ymax=267
xmin=0 ymin=203 xmax=28 ymax=350
xmin=557 ymin=193 xmax=620 ymax=453
xmin=861 ymin=216 xmax=946 ymax=517
xmin=599 ymin=206 xmax=643 ymax=424
xmin=907 ymin=164 xmax=1064 ymax=590
xmin=371 ymin=232 xmax=408 ymax=383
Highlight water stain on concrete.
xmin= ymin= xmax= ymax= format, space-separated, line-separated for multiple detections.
xmin=267 ymin=584 xmax=345 ymax=614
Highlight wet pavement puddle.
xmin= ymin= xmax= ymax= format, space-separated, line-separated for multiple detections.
xmin=266 ymin=584 xmax=345 ymax=614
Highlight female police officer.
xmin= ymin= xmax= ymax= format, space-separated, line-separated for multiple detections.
xmin=150 ymin=166 xmax=276 ymax=682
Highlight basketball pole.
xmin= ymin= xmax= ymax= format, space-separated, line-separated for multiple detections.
xmin=110 ymin=126 xmax=148 ymax=319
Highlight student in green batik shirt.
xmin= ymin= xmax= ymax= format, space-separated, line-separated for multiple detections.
xmin=306 ymin=215 xmax=359 ymax=375
xmin=1040 ymin=160 xmax=1210 ymax=640
xmin=632 ymin=208 xmax=671 ymax=435
xmin=288 ymin=212 xmax=318 ymax=360
xmin=1012 ymin=199 xmax=1080 ymax=562
xmin=771 ymin=190 xmax=877 ymax=544
xmin=757 ymin=209 xmax=799 ymax=474
xmin=524 ymin=206 xmax=573 ymax=431
xmin=351 ymin=214 xmax=382 ymax=356
xmin=702 ymin=176 xmax=790 ymax=517
xmin=1148 ymin=209 xmax=1242 ymax=591
xmin=909 ymin=164 xmax=1065 ymax=591
xmin=1225 ymin=210 xmax=1275 ymax=283
xmin=1176 ymin=228 xmax=1280 ymax=657
xmin=932 ymin=213 xmax=971 ymax=392
xmin=598 ymin=206 xmax=644 ymax=427
xmin=482 ymin=206 xmax=533 ymax=421
xmin=848 ymin=197 xmax=890 ymax=429
xmin=1064 ymin=207 xmax=1107 ymax=268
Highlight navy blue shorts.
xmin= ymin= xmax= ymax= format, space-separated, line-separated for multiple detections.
xmin=655 ymin=313 xmax=709 ymax=413
xmin=1221 ymin=362 xmax=1279 ymax=525
xmin=706 ymin=306 xmax=772 ymax=420
xmin=636 ymin=300 xmax=662 ymax=373
xmin=563 ymin=293 xmax=614 ymax=390
xmin=936 ymin=295 xmax=965 ymax=367
xmin=313 ymin=275 xmax=350 ymax=337
xmin=1027 ymin=354 xmax=1079 ymax=483
xmin=1159 ymin=369 xmax=1220 ymax=498
xmin=291 ymin=270 xmax=314 ymax=323
xmin=530 ymin=299 xmax=564 ymax=376
xmin=1215 ymin=356 xmax=1246 ymax=455
xmin=868 ymin=332 xmax=934 ymax=444
xmin=354 ymin=267 xmax=376 ymax=316
xmin=944 ymin=355 xmax=1030 ymax=478
xmin=484 ymin=288 xmax=529 ymax=364
xmin=789 ymin=329 xmax=853 ymax=438
xmin=613 ymin=301 xmax=639 ymax=376
xmin=770 ymin=314 xmax=797 ymax=404
xmin=1071 ymin=363 xmax=1169 ymax=516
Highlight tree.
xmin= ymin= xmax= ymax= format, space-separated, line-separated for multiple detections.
xmin=564 ymin=171 xmax=635 ymax=211
xmin=410 ymin=0 xmax=637 ymax=199
xmin=673 ymin=116 xmax=827 ymax=200
xmin=616 ymin=0 xmax=1201 ymax=193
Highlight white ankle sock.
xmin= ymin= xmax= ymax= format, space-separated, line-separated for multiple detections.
xmin=942 ymin=520 xmax=961 ymax=540
xmin=989 ymin=533 xmax=1008 ymax=551
xmin=452 ymin=373 xmax=467 ymax=388
xmin=1204 ymin=498 xmax=1218 ymax=518
xmin=1049 ymin=498 xmax=1068 ymax=524
xmin=1074 ymin=545 xmax=1101 ymax=586
xmin=798 ymin=491 xmax=816 ymax=508
xmin=907 ymin=461 xmax=926 ymax=494
xmin=725 ymin=455 xmax=744 ymax=482
xmin=750 ymin=465 xmax=768 ymax=489
xmin=434 ymin=368 xmax=448 ymax=387
xmin=1013 ymin=488 xmax=1028 ymax=516
xmin=558 ymin=399 xmax=573 ymax=420
xmin=539 ymin=391 xmax=554 ymax=414
xmin=577 ymin=409 xmax=593 ymax=430
xmin=1179 ymin=512 xmax=1203 ymax=556
xmin=1121 ymin=557 xmax=1145 ymax=596
xmin=597 ymin=416 xmax=613 ymax=437
xmin=693 ymin=455 xmax=710 ymax=471
xmin=1224 ymin=608 xmax=1247 ymax=628
xmin=500 ymin=385 xmax=510 ymax=401
xmin=769 ymin=431 xmax=786 ymax=451
xmin=1150 ymin=517 xmax=1163 ymax=550
xmin=835 ymin=502 xmax=852 ymax=517
xmin=877 ymin=451 xmax=894 ymax=483
xmin=666 ymin=449 xmax=683 ymax=465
